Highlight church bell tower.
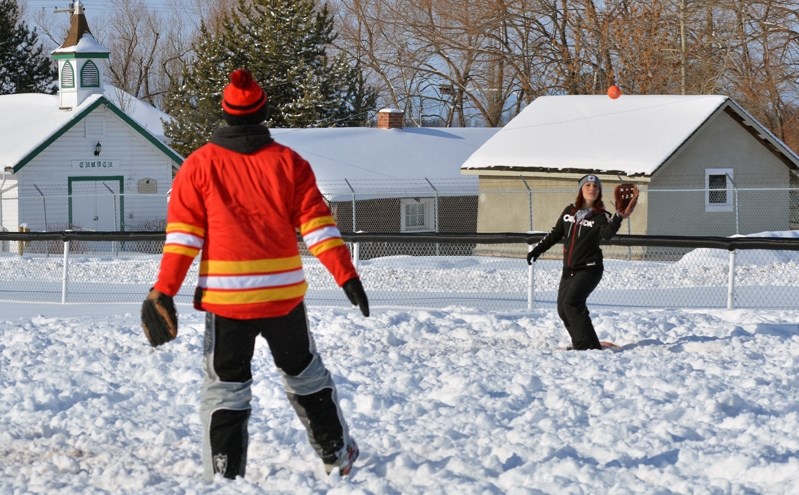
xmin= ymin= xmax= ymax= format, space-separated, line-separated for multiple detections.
xmin=51 ymin=0 xmax=110 ymax=109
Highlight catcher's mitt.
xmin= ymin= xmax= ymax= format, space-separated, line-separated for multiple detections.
xmin=141 ymin=289 xmax=178 ymax=347
xmin=614 ymin=183 xmax=639 ymax=217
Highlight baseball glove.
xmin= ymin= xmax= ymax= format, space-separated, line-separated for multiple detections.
xmin=141 ymin=289 xmax=178 ymax=347
xmin=614 ymin=183 xmax=639 ymax=218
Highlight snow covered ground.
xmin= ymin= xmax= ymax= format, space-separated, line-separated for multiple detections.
xmin=2 ymin=243 xmax=799 ymax=494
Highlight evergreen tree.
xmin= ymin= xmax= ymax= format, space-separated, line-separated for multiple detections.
xmin=0 ymin=0 xmax=57 ymax=95
xmin=164 ymin=0 xmax=376 ymax=156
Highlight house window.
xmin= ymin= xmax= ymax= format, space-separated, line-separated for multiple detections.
xmin=81 ymin=60 xmax=100 ymax=87
xmin=705 ymin=168 xmax=734 ymax=212
xmin=61 ymin=62 xmax=75 ymax=88
xmin=400 ymin=198 xmax=435 ymax=232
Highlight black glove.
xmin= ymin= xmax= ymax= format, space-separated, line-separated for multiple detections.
xmin=527 ymin=245 xmax=543 ymax=265
xmin=141 ymin=288 xmax=178 ymax=347
xmin=343 ymin=278 xmax=369 ymax=317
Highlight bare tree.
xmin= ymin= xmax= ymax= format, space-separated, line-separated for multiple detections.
xmin=719 ymin=0 xmax=799 ymax=145
xmin=104 ymin=0 xmax=236 ymax=108
xmin=336 ymin=0 xmax=524 ymax=126
xmin=335 ymin=0 xmax=462 ymax=125
xmin=101 ymin=0 xmax=162 ymax=105
xmin=27 ymin=0 xmax=227 ymax=110
xmin=25 ymin=0 xmax=799 ymax=149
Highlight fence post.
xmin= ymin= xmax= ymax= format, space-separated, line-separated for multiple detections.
xmin=33 ymin=184 xmax=47 ymax=232
xmin=345 ymin=178 xmax=356 ymax=232
xmin=726 ymin=172 xmax=740 ymax=235
xmin=352 ymin=231 xmax=361 ymax=271
xmin=520 ymin=176 xmax=533 ymax=232
xmin=102 ymin=182 xmax=119 ymax=257
xmin=18 ymin=224 xmax=29 ymax=255
xmin=425 ymin=178 xmax=440 ymax=256
xmin=62 ymin=232 xmax=71 ymax=304
xmin=527 ymin=237 xmax=534 ymax=310
xmin=727 ymin=249 xmax=736 ymax=309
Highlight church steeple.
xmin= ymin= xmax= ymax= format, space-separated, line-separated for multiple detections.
xmin=51 ymin=1 xmax=110 ymax=109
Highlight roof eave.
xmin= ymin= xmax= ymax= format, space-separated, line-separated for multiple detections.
xmin=722 ymin=100 xmax=799 ymax=171
xmin=12 ymin=97 xmax=183 ymax=174
xmin=461 ymin=166 xmax=649 ymax=178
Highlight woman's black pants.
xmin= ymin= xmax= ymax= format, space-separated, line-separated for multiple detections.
xmin=557 ymin=267 xmax=603 ymax=350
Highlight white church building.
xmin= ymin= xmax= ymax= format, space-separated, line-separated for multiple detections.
xmin=0 ymin=0 xmax=181 ymax=237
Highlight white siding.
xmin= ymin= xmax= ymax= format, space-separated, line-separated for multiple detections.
xmin=16 ymin=106 xmax=173 ymax=231
xmin=0 ymin=177 xmax=19 ymax=252
xmin=1 ymin=177 xmax=19 ymax=230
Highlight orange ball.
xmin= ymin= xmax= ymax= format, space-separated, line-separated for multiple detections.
xmin=607 ymin=85 xmax=622 ymax=99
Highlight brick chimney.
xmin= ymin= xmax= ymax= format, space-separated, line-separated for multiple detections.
xmin=377 ymin=108 xmax=404 ymax=129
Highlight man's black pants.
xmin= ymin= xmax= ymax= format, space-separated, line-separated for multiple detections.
xmin=199 ymin=303 xmax=350 ymax=479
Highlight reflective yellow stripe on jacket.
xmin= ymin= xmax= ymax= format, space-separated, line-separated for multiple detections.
xmin=198 ymin=255 xmax=308 ymax=305
xmin=300 ymin=216 xmax=345 ymax=256
xmin=163 ymin=222 xmax=205 ymax=257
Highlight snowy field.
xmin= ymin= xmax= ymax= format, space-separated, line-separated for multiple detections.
xmin=2 ymin=239 xmax=799 ymax=494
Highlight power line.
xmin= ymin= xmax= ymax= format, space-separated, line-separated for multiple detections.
xmin=24 ymin=0 xmax=175 ymax=15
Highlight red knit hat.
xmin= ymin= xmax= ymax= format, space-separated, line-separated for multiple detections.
xmin=222 ymin=69 xmax=267 ymax=116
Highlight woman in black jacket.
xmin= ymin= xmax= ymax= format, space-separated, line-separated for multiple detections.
xmin=526 ymin=175 xmax=632 ymax=350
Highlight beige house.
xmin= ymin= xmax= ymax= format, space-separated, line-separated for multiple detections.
xmin=461 ymin=95 xmax=799 ymax=246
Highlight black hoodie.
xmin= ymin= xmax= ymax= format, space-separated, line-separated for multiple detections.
xmin=534 ymin=204 xmax=623 ymax=270
xmin=210 ymin=124 xmax=273 ymax=154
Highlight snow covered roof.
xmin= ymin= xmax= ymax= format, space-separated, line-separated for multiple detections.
xmin=0 ymin=0 xmax=179 ymax=174
xmin=270 ymin=126 xmax=499 ymax=200
xmin=0 ymin=88 xmax=180 ymax=172
xmin=461 ymin=94 xmax=799 ymax=176
xmin=103 ymin=86 xmax=172 ymax=140
xmin=51 ymin=33 xmax=110 ymax=56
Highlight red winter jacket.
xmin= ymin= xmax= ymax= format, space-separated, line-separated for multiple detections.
xmin=154 ymin=125 xmax=358 ymax=319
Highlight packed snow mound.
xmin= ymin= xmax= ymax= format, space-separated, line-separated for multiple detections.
xmin=678 ymin=230 xmax=799 ymax=267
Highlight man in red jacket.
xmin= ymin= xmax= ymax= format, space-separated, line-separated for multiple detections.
xmin=145 ymin=68 xmax=368 ymax=479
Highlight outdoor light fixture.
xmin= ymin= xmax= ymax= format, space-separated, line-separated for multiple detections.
xmin=94 ymin=141 xmax=102 ymax=156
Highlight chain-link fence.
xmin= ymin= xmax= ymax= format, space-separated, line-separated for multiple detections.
xmin=1 ymin=232 xmax=797 ymax=311
xmin=0 ymin=182 xmax=167 ymax=234
xmin=314 ymin=178 xmax=799 ymax=237
xmin=2 ymin=179 xmax=797 ymax=310
xmin=310 ymin=179 xmax=799 ymax=262
xmin=3 ymin=179 xmax=797 ymax=237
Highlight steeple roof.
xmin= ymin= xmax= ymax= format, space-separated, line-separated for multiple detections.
xmin=52 ymin=0 xmax=109 ymax=55
xmin=59 ymin=0 xmax=92 ymax=48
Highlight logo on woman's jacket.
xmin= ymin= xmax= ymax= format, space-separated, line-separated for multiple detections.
xmin=563 ymin=214 xmax=595 ymax=228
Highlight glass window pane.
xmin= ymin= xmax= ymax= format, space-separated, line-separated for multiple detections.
xmin=708 ymin=174 xmax=726 ymax=204
xmin=405 ymin=202 xmax=425 ymax=228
